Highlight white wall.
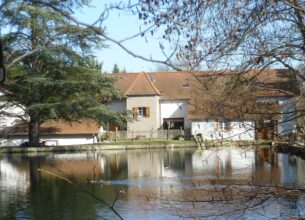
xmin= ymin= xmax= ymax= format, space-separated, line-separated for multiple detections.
xmin=191 ymin=120 xmax=255 ymax=141
xmin=279 ymin=98 xmax=296 ymax=135
xmin=0 ymin=136 xmax=97 ymax=147
xmin=256 ymin=97 xmax=296 ymax=135
xmin=0 ymin=138 xmax=27 ymax=147
xmin=160 ymin=100 xmax=190 ymax=129
xmin=42 ymin=136 xmax=97 ymax=146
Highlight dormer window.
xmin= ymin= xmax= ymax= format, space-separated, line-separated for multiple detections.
xmin=183 ymin=78 xmax=190 ymax=88
xmin=182 ymin=82 xmax=190 ymax=88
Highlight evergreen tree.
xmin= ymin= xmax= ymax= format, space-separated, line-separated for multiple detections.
xmin=112 ymin=64 xmax=120 ymax=73
xmin=0 ymin=0 xmax=127 ymax=146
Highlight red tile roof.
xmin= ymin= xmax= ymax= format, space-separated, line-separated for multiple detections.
xmin=124 ymin=72 xmax=161 ymax=95
xmin=40 ymin=120 xmax=101 ymax=135
xmin=114 ymin=69 xmax=299 ymax=99
xmin=3 ymin=120 xmax=101 ymax=136
xmin=113 ymin=69 xmax=299 ymax=120
xmin=114 ymin=72 xmax=160 ymax=96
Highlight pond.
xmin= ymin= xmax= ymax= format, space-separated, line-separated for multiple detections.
xmin=1 ymin=146 xmax=305 ymax=219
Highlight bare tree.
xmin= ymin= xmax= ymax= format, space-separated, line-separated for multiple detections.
xmin=132 ymin=0 xmax=304 ymax=141
xmin=1 ymin=0 xmax=304 ymax=143
xmin=136 ymin=0 xmax=304 ymax=72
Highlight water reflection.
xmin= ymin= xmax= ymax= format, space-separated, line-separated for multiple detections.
xmin=0 ymin=147 xmax=305 ymax=219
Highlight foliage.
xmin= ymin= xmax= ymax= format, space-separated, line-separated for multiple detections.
xmin=111 ymin=63 xmax=126 ymax=73
xmin=112 ymin=64 xmax=120 ymax=73
xmin=0 ymin=0 xmax=128 ymax=146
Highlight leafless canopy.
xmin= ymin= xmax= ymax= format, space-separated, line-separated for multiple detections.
xmin=135 ymin=0 xmax=304 ymax=73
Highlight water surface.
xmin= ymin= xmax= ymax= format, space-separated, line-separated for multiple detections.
xmin=1 ymin=147 xmax=305 ymax=219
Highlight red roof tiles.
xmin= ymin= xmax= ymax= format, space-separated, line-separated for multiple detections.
xmin=124 ymin=72 xmax=161 ymax=95
xmin=114 ymin=69 xmax=299 ymax=99
xmin=4 ymin=120 xmax=101 ymax=136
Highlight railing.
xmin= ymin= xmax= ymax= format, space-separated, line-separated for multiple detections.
xmin=99 ymin=129 xmax=185 ymax=142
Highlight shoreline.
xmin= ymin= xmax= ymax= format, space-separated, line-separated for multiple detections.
xmin=1 ymin=140 xmax=304 ymax=156
xmin=273 ymin=142 xmax=305 ymax=159
xmin=0 ymin=142 xmax=198 ymax=154
xmin=0 ymin=140 xmax=261 ymax=154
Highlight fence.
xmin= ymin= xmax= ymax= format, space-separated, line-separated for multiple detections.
xmin=99 ymin=129 xmax=185 ymax=142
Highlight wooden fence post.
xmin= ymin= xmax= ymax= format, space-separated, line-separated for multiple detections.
xmin=150 ymin=128 xmax=153 ymax=141
xmin=167 ymin=128 xmax=169 ymax=140
xmin=115 ymin=127 xmax=117 ymax=142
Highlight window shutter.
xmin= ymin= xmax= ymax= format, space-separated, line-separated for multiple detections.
xmin=146 ymin=107 xmax=150 ymax=118
xmin=132 ymin=107 xmax=138 ymax=119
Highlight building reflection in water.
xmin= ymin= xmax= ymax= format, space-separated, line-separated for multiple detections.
xmin=127 ymin=150 xmax=164 ymax=178
xmin=1 ymin=147 xmax=304 ymax=187
xmin=192 ymin=149 xmax=255 ymax=181
xmin=1 ymin=148 xmax=305 ymax=188
xmin=1 ymin=147 xmax=305 ymax=219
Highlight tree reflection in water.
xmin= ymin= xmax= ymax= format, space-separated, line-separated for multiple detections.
xmin=0 ymin=147 xmax=305 ymax=219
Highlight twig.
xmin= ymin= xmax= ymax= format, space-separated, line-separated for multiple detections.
xmin=38 ymin=168 xmax=124 ymax=220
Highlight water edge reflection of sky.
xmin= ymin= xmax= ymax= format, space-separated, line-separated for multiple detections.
xmin=1 ymin=147 xmax=305 ymax=219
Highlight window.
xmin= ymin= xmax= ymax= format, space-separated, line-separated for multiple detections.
xmin=218 ymin=120 xmax=230 ymax=131
xmin=138 ymin=107 xmax=146 ymax=117
xmin=163 ymin=118 xmax=184 ymax=130
xmin=132 ymin=107 xmax=150 ymax=118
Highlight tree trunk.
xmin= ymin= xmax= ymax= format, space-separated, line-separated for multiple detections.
xmin=0 ymin=37 xmax=5 ymax=84
xmin=29 ymin=116 xmax=40 ymax=147
xmin=28 ymin=1 xmax=40 ymax=147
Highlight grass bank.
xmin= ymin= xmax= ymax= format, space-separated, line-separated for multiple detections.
xmin=0 ymin=139 xmax=275 ymax=154
xmin=0 ymin=140 xmax=197 ymax=154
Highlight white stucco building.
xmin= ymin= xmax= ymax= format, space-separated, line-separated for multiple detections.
xmin=111 ymin=70 xmax=298 ymax=141
xmin=0 ymin=69 xmax=299 ymax=146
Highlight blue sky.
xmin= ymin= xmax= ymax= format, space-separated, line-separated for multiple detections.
xmin=75 ymin=1 xmax=302 ymax=73
xmin=76 ymin=0 xmax=168 ymax=73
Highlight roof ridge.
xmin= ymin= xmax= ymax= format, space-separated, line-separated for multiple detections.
xmin=124 ymin=73 xmax=141 ymax=95
xmin=143 ymin=72 xmax=161 ymax=95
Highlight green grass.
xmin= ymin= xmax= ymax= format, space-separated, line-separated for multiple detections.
xmin=99 ymin=140 xmax=196 ymax=145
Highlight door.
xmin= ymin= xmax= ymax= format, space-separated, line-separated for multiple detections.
xmin=257 ymin=120 xmax=276 ymax=140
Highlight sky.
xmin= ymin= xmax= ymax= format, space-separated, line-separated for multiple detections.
xmin=72 ymin=0 xmax=303 ymax=73
xmin=75 ymin=0 xmax=169 ymax=73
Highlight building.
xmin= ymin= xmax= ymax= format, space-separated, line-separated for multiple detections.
xmin=0 ymin=119 xmax=101 ymax=146
xmin=0 ymin=69 xmax=299 ymax=146
xmin=112 ymin=69 xmax=299 ymax=141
